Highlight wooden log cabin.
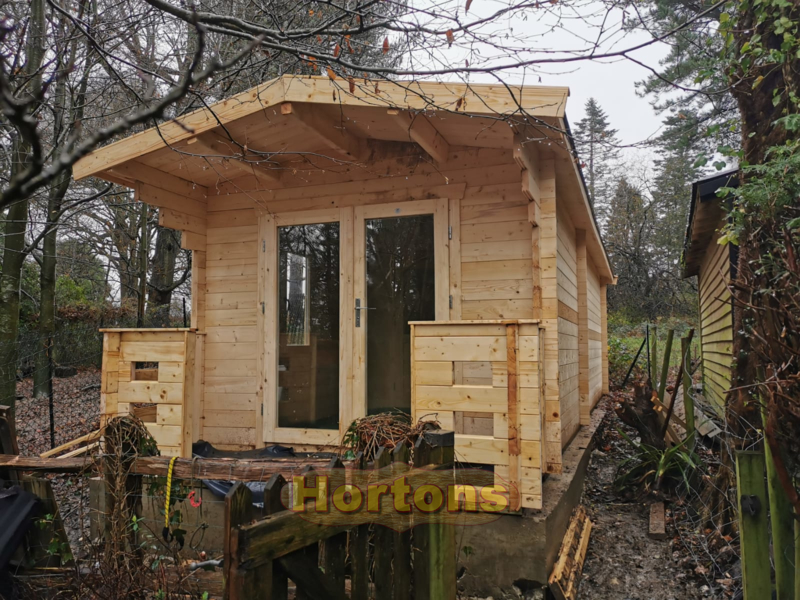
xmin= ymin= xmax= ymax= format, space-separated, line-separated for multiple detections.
xmin=682 ymin=169 xmax=739 ymax=413
xmin=76 ymin=76 xmax=613 ymax=510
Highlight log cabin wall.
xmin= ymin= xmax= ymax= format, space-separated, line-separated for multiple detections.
xmin=556 ymin=202 xmax=580 ymax=448
xmin=697 ymin=230 xmax=733 ymax=412
xmin=100 ymin=329 xmax=197 ymax=456
xmin=202 ymin=205 xmax=260 ymax=450
xmin=78 ymin=78 xmax=614 ymax=466
xmin=586 ymin=256 xmax=604 ymax=410
xmin=578 ymin=245 xmax=604 ymax=426
xmin=200 ymin=145 xmax=530 ymax=450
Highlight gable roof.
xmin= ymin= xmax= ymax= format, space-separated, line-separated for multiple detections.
xmin=682 ymin=169 xmax=738 ymax=277
xmin=73 ymin=75 xmax=612 ymax=281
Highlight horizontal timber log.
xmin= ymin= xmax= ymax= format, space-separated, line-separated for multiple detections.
xmin=0 ymin=454 xmax=341 ymax=480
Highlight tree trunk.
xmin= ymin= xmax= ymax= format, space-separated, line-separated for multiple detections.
xmin=32 ymin=173 xmax=69 ymax=400
xmin=726 ymin=1 xmax=800 ymax=434
xmin=0 ymin=0 xmax=46 ymax=420
xmin=136 ymin=202 xmax=149 ymax=327
xmin=0 ymin=199 xmax=29 ymax=414
xmin=32 ymin=3 xmax=91 ymax=399
xmin=147 ymin=222 xmax=180 ymax=327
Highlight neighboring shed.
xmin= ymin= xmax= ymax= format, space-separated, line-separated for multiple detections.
xmin=682 ymin=170 xmax=739 ymax=413
xmin=75 ymin=75 xmax=613 ymax=510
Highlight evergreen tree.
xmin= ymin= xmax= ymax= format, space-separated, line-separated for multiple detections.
xmin=650 ymin=148 xmax=701 ymax=279
xmin=632 ymin=0 xmax=739 ymax=158
xmin=573 ymin=98 xmax=621 ymax=221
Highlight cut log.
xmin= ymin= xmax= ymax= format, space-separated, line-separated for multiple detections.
xmin=0 ymin=453 xmax=342 ymax=481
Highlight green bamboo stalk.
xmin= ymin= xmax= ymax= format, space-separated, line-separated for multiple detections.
xmin=657 ymin=329 xmax=674 ymax=401
xmin=735 ymin=451 xmax=772 ymax=600
xmin=650 ymin=324 xmax=658 ymax=389
xmin=761 ymin=404 xmax=795 ymax=599
xmin=681 ymin=336 xmax=695 ymax=451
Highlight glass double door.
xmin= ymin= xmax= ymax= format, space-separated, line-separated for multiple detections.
xmin=272 ymin=201 xmax=446 ymax=443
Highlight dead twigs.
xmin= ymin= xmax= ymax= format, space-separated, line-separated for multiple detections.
xmin=340 ymin=412 xmax=440 ymax=462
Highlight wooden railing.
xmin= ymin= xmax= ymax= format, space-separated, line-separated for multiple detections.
xmin=100 ymin=329 xmax=199 ymax=456
xmin=410 ymin=319 xmax=544 ymax=510
xmin=223 ymin=431 xmax=457 ymax=600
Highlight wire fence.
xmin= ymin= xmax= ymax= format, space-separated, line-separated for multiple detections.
xmin=670 ymin=387 xmax=744 ymax=599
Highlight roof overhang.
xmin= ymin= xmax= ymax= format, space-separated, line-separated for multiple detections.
xmin=73 ymin=74 xmax=612 ymax=282
xmin=682 ymin=169 xmax=738 ymax=278
xmin=74 ymin=75 xmax=569 ymax=181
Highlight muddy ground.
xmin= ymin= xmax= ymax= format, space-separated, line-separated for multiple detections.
xmin=578 ymin=398 xmax=738 ymax=600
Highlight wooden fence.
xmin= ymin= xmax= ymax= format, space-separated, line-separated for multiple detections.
xmin=223 ymin=430 xmax=457 ymax=600
xmin=736 ymin=449 xmax=800 ymax=600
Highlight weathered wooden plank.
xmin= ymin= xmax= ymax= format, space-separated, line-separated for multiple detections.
xmin=648 ymin=502 xmax=667 ymax=540
xmin=117 ymin=382 xmax=184 ymax=404
xmin=415 ymin=361 xmax=454 ymax=386
xmin=119 ymin=341 xmax=186 ymax=363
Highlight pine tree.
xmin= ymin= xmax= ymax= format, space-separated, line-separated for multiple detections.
xmin=573 ymin=98 xmax=621 ymax=220
xmin=650 ymin=148 xmax=701 ymax=280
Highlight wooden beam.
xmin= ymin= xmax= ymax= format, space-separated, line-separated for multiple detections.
xmin=139 ymin=183 xmax=206 ymax=219
xmin=282 ymin=102 xmax=368 ymax=162
xmin=0 ymin=453 xmax=341 ymax=480
xmin=388 ymin=109 xmax=450 ymax=165
xmin=513 ymin=133 xmax=541 ymax=204
xmin=105 ymin=161 xmax=208 ymax=201
xmin=183 ymin=133 xmax=282 ymax=185
xmin=181 ymin=231 xmax=207 ymax=251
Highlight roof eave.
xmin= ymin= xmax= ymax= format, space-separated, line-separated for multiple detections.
xmin=74 ymin=75 xmax=570 ymax=182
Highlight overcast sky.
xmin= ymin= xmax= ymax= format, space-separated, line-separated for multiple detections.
xmin=434 ymin=0 xmax=676 ymax=161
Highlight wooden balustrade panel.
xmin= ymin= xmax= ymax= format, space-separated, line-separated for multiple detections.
xmin=100 ymin=329 xmax=196 ymax=457
xmin=410 ymin=320 xmax=543 ymax=509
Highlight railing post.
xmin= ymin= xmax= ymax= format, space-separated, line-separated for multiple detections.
xmin=348 ymin=452 xmax=369 ymax=600
xmin=322 ymin=458 xmax=347 ymax=596
xmin=735 ymin=451 xmax=771 ymax=600
xmin=263 ymin=474 xmax=289 ymax=600
xmin=392 ymin=442 xmax=412 ymax=600
xmin=372 ymin=447 xmax=394 ymax=598
xmin=294 ymin=465 xmax=320 ymax=600
xmin=224 ymin=482 xmax=272 ymax=600
xmin=761 ymin=408 xmax=796 ymax=600
xmin=414 ymin=430 xmax=456 ymax=600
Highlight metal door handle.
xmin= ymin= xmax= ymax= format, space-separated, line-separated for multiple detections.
xmin=355 ymin=299 xmax=375 ymax=327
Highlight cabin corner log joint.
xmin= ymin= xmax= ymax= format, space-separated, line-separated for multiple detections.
xmin=87 ymin=75 xmax=613 ymax=502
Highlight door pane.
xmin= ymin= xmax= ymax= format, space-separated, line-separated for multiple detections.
xmin=278 ymin=223 xmax=339 ymax=429
xmin=366 ymin=214 xmax=435 ymax=415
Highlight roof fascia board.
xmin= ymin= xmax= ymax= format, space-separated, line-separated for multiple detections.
xmin=282 ymin=76 xmax=568 ymax=117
